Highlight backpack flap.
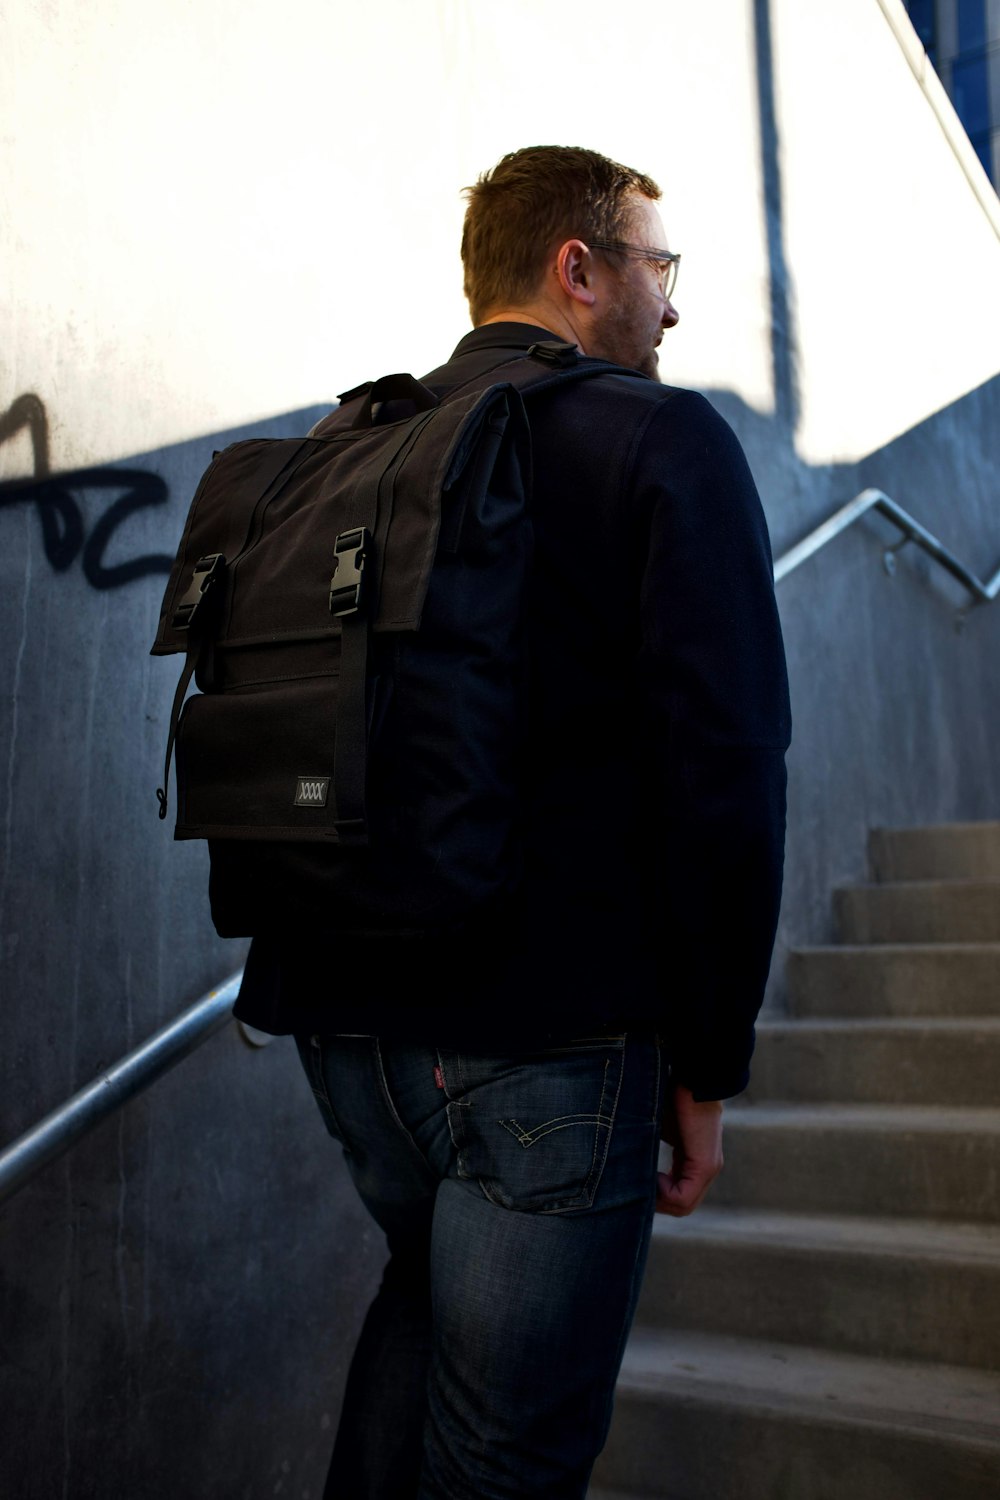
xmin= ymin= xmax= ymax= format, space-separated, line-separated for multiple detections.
xmin=152 ymin=381 xmax=528 ymax=850
xmin=152 ymin=383 xmax=522 ymax=655
xmin=151 ymin=437 xmax=316 ymax=659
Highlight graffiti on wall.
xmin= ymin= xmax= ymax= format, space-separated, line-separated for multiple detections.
xmin=0 ymin=394 xmax=173 ymax=589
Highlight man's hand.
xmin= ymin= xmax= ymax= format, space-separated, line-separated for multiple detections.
xmin=656 ymin=1084 xmax=724 ymax=1216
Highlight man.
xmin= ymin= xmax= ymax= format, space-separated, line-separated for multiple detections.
xmin=235 ymin=145 xmax=790 ymax=1499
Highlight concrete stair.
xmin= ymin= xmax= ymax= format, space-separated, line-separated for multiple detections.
xmin=590 ymin=820 xmax=1000 ymax=1500
xmin=747 ymin=1017 xmax=1000 ymax=1105
xmin=870 ymin=822 xmax=1000 ymax=881
xmin=635 ymin=1209 xmax=1000 ymax=1369
xmin=785 ymin=944 xmax=1000 ymax=1019
xmin=834 ymin=880 xmax=1000 ymax=943
xmin=590 ymin=1332 xmax=1000 ymax=1500
xmin=713 ymin=1102 xmax=1000 ymax=1219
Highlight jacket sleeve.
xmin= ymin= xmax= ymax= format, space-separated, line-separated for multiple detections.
xmin=633 ymin=390 xmax=791 ymax=1100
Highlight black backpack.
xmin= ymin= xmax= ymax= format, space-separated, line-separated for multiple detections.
xmin=152 ymin=343 xmax=624 ymax=939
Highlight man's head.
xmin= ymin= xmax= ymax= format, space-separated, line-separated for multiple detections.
xmin=461 ymin=145 xmax=679 ymax=378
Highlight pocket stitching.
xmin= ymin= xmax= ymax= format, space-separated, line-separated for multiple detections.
xmin=490 ymin=1049 xmax=626 ymax=1211
xmin=373 ymin=1040 xmax=441 ymax=1176
xmin=587 ymin=1050 xmax=626 ymax=1203
xmin=499 ymin=1112 xmax=615 ymax=1148
xmin=304 ymin=1036 xmax=347 ymax=1141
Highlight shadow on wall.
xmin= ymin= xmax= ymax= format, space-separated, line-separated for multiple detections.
xmin=2 ymin=366 xmax=997 ymax=958
xmin=3 ymin=373 xmax=997 ymax=604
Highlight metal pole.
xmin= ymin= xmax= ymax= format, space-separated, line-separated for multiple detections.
xmin=773 ymin=486 xmax=1000 ymax=601
xmin=0 ymin=970 xmax=244 ymax=1206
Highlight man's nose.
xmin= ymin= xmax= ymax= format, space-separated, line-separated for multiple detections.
xmin=662 ymin=300 xmax=680 ymax=329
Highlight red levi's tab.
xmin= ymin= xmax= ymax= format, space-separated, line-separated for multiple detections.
xmin=434 ymin=1065 xmax=445 ymax=1090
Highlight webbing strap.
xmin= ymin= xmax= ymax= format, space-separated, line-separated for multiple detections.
xmin=156 ymin=651 xmax=198 ymax=820
xmin=328 ymin=415 xmax=433 ymax=843
xmin=331 ymin=612 xmax=369 ymax=845
xmin=431 ymin=344 xmax=633 ymax=407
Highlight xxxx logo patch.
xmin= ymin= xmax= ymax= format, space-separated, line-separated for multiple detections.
xmin=294 ymin=776 xmax=330 ymax=808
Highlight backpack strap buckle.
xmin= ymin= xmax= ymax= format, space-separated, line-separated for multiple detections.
xmin=172 ymin=553 xmax=226 ymax=630
xmin=527 ymin=341 xmax=579 ymax=367
xmin=330 ymin=527 xmax=371 ymax=617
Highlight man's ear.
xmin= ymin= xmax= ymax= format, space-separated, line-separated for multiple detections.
xmin=555 ymin=240 xmax=597 ymax=307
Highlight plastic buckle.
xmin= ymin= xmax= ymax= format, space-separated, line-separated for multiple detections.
xmin=329 ymin=527 xmax=371 ymax=616
xmin=333 ymin=816 xmax=367 ymax=846
xmin=527 ymin=341 xmax=579 ymax=367
xmin=172 ymin=553 xmax=226 ymax=630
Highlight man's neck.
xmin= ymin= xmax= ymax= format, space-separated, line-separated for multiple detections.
xmin=479 ymin=306 xmax=589 ymax=354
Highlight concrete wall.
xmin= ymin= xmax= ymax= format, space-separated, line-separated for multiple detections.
xmin=1 ymin=1 xmax=998 ymax=1494
xmin=765 ymin=371 xmax=1000 ymax=1003
xmin=0 ymin=412 xmax=388 ymax=1500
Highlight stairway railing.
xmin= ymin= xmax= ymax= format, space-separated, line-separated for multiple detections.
xmin=0 ymin=972 xmax=243 ymax=1207
xmin=773 ymin=486 xmax=1000 ymax=602
xmin=3 ymin=486 xmax=998 ymax=1206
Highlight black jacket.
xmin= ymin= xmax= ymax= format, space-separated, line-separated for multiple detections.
xmin=234 ymin=324 xmax=791 ymax=1100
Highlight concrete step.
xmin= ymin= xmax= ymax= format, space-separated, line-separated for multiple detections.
xmin=708 ymin=1103 xmax=1000 ymax=1221
xmin=636 ymin=1208 xmax=1000 ymax=1369
xmin=747 ymin=1017 xmax=1000 ymax=1106
xmin=787 ymin=943 xmax=1000 ymax=1018
xmin=870 ymin=822 xmax=1000 ymax=883
xmin=591 ymin=1330 xmax=1000 ymax=1500
xmin=835 ymin=880 xmax=1000 ymax=944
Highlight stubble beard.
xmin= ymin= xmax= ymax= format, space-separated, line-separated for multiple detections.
xmin=589 ymin=277 xmax=662 ymax=381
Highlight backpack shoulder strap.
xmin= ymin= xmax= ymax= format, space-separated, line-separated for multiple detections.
xmin=439 ymin=341 xmax=645 ymax=405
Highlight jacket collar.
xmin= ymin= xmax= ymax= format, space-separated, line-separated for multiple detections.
xmin=449 ymin=322 xmax=567 ymax=359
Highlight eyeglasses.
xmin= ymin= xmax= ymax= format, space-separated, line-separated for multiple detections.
xmin=587 ymin=239 xmax=681 ymax=302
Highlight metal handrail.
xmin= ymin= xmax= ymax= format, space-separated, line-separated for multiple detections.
xmin=0 ymin=971 xmax=243 ymax=1207
xmin=773 ymin=486 xmax=1000 ymax=601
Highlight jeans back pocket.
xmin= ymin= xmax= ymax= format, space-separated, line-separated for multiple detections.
xmin=440 ymin=1039 xmax=626 ymax=1213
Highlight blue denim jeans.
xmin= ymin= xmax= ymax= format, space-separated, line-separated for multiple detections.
xmin=296 ymin=1031 xmax=667 ymax=1500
